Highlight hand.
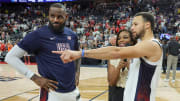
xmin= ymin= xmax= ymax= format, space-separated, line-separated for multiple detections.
xmin=117 ymin=59 xmax=130 ymax=70
xmin=117 ymin=60 xmax=126 ymax=69
xmin=31 ymin=74 xmax=58 ymax=92
xmin=52 ymin=50 xmax=81 ymax=63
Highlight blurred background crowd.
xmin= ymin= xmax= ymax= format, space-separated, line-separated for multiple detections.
xmin=0 ymin=0 xmax=180 ymax=63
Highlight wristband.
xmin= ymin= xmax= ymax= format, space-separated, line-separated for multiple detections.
xmin=82 ymin=49 xmax=84 ymax=57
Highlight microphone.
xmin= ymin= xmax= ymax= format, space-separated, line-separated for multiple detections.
xmin=123 ymin=59 xmax=127 ymax=62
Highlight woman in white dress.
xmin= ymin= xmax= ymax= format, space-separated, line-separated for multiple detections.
xmin=108 ymin=29 xmax=135 ymax=101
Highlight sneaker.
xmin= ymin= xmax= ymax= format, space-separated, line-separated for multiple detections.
xmin=171 ymin=80 xmax=175 ymax=83
xmin=164 ymin=79 xmax=169 ymax=82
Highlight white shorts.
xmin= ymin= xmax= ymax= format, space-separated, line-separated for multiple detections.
xmin=24 ymin=52 xmax=30 ymax=56
xmin=47 ymin=88 xmax=81 ymax=101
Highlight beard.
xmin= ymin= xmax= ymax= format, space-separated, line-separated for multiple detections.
xmin=133 ymin=27 xmax=145 ymax=40
xmin=49 ymin=21 xmax=65 ymax=33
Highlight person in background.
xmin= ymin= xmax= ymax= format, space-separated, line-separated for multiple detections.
xmin=108 ymin=35 xmax=117 ymax=46
xmin=161 ymin=40 xmax=168 ymax=74
xmin=7 ymin=42 xmax=13 ymax=52
xmin=165 ymin=36 xmax=180 ymax=83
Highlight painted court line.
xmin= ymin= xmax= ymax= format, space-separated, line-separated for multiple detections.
xmin=89 ymin=90 xmax=108 ymax=101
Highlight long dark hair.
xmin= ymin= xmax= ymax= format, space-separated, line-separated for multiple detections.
xmin=116 ymin=29 xmax=136 ymax=46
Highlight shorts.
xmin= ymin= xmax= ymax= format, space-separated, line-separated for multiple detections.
xmin=40 ymin=87 xmax=81 ymax=101
xmin=24 ymin=52 xmax=30 ymax=56
xmin=108 ymin=86 xmax=124 ymax=101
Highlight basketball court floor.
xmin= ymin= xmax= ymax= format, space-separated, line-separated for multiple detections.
xmin=0 ymin=64 xmax=180 ymax=101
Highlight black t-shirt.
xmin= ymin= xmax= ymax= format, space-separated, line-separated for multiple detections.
xmin=167 ymin=40 xmax=180 ymax=56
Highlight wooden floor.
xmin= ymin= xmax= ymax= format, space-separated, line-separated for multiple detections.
xmin=0 ymin=64 xmax=180 ymax=101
